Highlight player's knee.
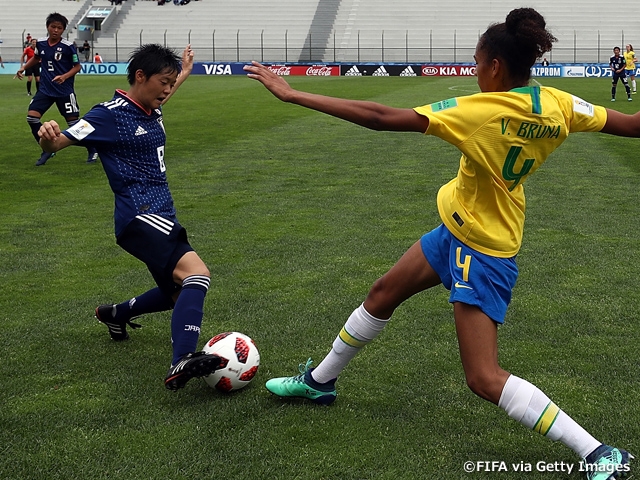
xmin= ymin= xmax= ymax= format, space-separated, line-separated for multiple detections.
xmin=366 ymin=276 xmax=389 ymax=304
xmin=364 ymin=276 xmax=400 ymax=317
xmin=178 ymin=264 xmax=210 ymax=281
xmin=173 ymin=251 xmax=210 ymax=281
xmin=465 ymin=373 xmax=492 ymax=401
xmin=193 ymin=257 xmax=210 ymax=278
xmin=464 ymin=371 xmax=503 ymax=404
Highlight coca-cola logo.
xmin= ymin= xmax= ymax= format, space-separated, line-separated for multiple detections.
xmin=268 ymin=65 xmax=292 ymax=76
xmin=422 ymin=66 xmax=438 ymax=76
xmin=306 ymin=66 xmax=333 ymax=76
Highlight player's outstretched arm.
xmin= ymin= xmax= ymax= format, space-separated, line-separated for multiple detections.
xmin=243 ymin=61 xmax=428 ymax=133
xmin=39 ymin=120 xmax=77 ymax=152
xmin=601 ymin=109 xmax=640 ymax=137
xmin=16 ymin=56 xmax=39 ymax=80
xmin=162 ymin=44 xmax=194 ymax=105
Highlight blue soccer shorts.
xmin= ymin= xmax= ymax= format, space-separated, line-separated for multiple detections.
xmin=116 ymin=214 xmax=194 ymax=297
xmin=28 ymin=90 xmax=80 ymax=120
xmin=420 ymin=224 xmax=518 ymax=324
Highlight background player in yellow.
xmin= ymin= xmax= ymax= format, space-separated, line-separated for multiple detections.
xmin=246 ymin=7 xmax=636 ymax=479
xmin=624 ymin=44 xmax=637 ymax=94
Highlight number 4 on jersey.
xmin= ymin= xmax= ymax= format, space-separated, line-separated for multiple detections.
xmin=502 ymin=146 xmax=534 ymax=191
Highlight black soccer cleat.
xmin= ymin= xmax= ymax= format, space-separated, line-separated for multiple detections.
xmin=35 ymin=151 xmax=55 ymax=166
xmin=165 ymin=352 xmax=225 ymax=391
xmin=86 ymin=149 xmax=99 ymax=163
xmin=94 ymin=304 xmax=142 ymax=341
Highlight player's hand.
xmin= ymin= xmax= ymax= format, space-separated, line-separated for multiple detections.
xmin=52 ymin=74 xmax=65 ymax=84
xmin=243 ymin=61 xmax=295 ymax=102
xmin=15 ymin=69 xmax=24 ymax=80
xmin=180 ymin=44 xmax=194 ymax=74
xmin=38 ymin=120 xmax=62 ymax=142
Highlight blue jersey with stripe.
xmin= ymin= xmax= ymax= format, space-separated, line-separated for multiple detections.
xmin=610 ymin=54 xmax=626 ymax=73
xmin=62 ymin=90 xmax=177 ymax=237
xmin=35 ymin=37 xmax=79 ymax=97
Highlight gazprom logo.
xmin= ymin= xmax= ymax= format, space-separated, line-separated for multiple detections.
xmin=531 ymin=66 xmax=561 ymax=77
xmin=562 ymin=66 xmax=585 ymax=77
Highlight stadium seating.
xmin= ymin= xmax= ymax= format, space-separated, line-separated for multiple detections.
xmin=101 ymin=0 xmax=324 ymax=63
xmin=1 ymin=0 xmax=638 ymax=63
xmin=1 ymin=0 xmax=92 ymax=59
xmin=332 ymin=0 xmax=640 ymax=63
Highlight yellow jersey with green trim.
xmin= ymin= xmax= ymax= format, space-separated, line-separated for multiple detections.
xmin=414 ymin=86 xmax=607 ymax=257
xmin=624 ymin=50 xmax=636 ymax=70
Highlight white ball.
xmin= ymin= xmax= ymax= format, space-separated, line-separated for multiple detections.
xmin=202 ymin=332 xmax=260 ymax=392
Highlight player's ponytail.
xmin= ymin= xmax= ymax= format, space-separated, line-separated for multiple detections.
xmin=480 ymin=8 xmax=557 ymax=84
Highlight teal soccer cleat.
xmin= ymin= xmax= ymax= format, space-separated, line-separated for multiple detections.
xmin=265 ymin=358 xmax=337 ymax=405
xmin=582 ymin=444 xmax=633 ymax=480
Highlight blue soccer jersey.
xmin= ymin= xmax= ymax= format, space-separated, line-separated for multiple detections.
xmin=62 ymin=90 xmax=177 ymax=237
xmin=35 ymin=37 xmax=79 ymax=97
xmin=610 ymin=54 xmax=626 ymax=73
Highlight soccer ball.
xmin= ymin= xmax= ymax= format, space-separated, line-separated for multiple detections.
xmin=202 ymin=332 xmax=260 ymax=392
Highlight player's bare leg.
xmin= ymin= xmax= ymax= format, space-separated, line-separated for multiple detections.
xmin=455 ymin=303 xmax=632 ymax=474
xmin=266 ymin=241 xmax=440 ymax=403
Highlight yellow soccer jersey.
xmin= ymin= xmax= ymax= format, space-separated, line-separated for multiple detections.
xmin=624 ymin=50 xmax=636 ymax=70
xmin=414 ymin=86 xmax=607 ymax=257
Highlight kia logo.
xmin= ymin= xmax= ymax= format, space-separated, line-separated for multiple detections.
xmin=422 ymin=66 xmax=438 ymax=76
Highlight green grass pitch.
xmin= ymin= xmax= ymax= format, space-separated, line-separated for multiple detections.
xmin=0 ymin=73 xmax=638 ymax=479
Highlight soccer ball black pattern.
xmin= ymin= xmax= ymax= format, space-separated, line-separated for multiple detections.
xmin=202 ymin=332 xmax=260 ymax=392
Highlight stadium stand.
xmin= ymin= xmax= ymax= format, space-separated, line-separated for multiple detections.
xmin=1 ymin=0 xmax=638 ymax=63
xmin=332 ymin=0 xmax=640 ymax=63
xmin=1 ymin=0 xmax=91 ymax=57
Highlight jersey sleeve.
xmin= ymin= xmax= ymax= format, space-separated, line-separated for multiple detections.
xmin=34 ymin=40 xmax=44 ymax=58
xmin=63 ymin=105 xmax=116 ymax=147
xmin=68 ymin=43 xmax=80 ymax=65
xmin=551 ymin=89 xmax=607 ymax=133
xmin=413 ymin=95 xmax=487 ymax=146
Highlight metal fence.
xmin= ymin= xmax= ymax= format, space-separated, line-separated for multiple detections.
xmin=1 ymin=28 xmax=635 ymax=64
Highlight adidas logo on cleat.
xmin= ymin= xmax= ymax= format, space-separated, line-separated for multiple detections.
xmin=165 ymin=351 xmax=222 ymax=391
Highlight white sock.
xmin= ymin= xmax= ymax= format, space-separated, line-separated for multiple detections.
xmin=633 ymin=79 xmax=636 ymax=91
xmin=498 ymin=375 xmax=601 ymax=458
xmin=311 ymin=304 xmax=389 ymax=384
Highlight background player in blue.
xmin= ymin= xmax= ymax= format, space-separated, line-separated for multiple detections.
xmin=37 ymin=44 xmax=223 ymax=391
xmin=16 ymin=12 xmax=99 ymax=166
xmin=609 ymin=46 xmax=632 ymax=102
